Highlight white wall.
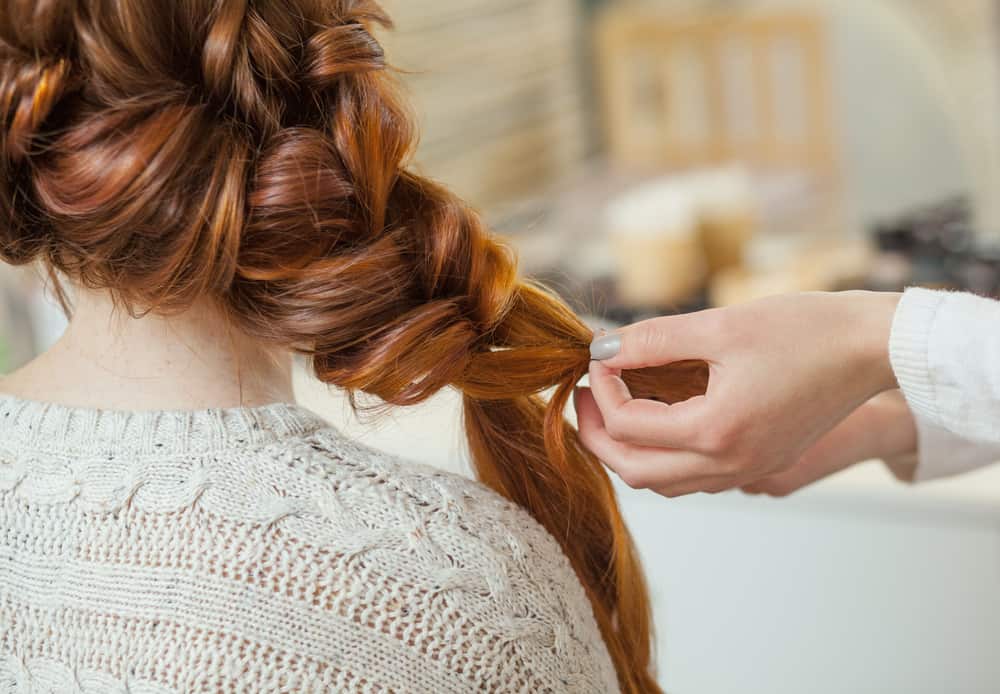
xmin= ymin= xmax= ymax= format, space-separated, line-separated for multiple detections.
xmin=814 ymin=0 xmax=970 ymax=225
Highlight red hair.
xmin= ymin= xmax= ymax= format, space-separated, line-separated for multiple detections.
xmin=0 ymin=2 xmax=704 ymax=690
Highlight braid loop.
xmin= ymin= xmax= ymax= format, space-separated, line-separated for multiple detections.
xmin=304 ymin=23 xmax=386 ymax=84
xmin=1 ymin=58 xmax=71 ymax=161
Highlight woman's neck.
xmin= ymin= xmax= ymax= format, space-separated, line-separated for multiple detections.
xmin=0 ymin=287 xmax=294 ymax=411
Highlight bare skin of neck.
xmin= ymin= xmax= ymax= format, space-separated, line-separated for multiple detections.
xmin=0 ymin=285 xmax=295 ymax=411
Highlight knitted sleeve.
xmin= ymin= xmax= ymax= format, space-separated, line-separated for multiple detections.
xmin=889 ymin=287 xmax=1000 ymax=480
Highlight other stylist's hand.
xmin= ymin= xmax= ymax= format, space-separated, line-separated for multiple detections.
xmin=741 ymin=390 xmax=917 ymax=496
xmin=574 ymin=291 xmax=902 ymax=497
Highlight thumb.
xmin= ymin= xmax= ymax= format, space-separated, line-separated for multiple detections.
xmin=590 ymin=312 xmax=715 ymax=370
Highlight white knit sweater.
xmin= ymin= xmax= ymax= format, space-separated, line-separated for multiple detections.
xmin=0 ymin=395 xmax=619 ymax=693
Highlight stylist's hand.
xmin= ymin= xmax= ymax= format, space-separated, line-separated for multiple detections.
xmin=741 ymin=389 xmax=917 ymax=496
xmin=574 ymin=291 xmax=904 ymax=497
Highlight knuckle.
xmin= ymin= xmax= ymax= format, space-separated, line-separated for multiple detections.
xmin=616 ymin=464 xmax=649 ymax=490
xmin=748 ymin=477 xmax=791 ymax=497
xmin=628 ymin=322 xmax=667 ymax=362
xmin=766 ymin=475 xmax=801 ymax=497
xmin=603 ymin=413 xmax=629 ymax=442
xmin=698 ymin=420 xmax=739 ymax=456
xmin=686 ymin=308 xmax=727 ymax=345
xmin=696 ymin=309 xmax=726 ymax=336
xmin=704 ymin=480 xmax=733 ymax=495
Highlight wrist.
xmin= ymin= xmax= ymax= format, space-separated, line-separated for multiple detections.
xmin=869 ymin=391 xmax=918 ymax=460
xmin=843 ymin=290 xmax=902 ymax=396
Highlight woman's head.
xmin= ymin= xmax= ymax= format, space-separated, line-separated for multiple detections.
xmin=1 ymin=2 xmax=670 ymax=690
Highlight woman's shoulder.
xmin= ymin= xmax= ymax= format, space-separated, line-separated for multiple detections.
xmin=227 ymin=426 xmax=620 ymax=692
xmin=254 ymin=424 xmax=588 ymax=611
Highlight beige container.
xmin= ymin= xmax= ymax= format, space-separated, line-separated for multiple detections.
xmin=709 ymin=234 xmax=875 ymax=307
xmin=688 ymin=166 xmax=758 ymax=273
xmin=606 ymin=179 xmax=705 ymax=308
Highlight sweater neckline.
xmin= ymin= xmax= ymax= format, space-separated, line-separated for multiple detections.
xmin=0 ymin=393 xmax=330 ymax=458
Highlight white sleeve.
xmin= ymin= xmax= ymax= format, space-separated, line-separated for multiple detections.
xmin=889 ymin=287 xmax=1000 ymax=480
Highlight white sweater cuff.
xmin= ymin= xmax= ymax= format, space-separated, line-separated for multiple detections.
xmin=888 ymin=287 xmax=1000 ymax=481
xmin=888 ymin=287 xmax=945 ymax=424
xmin=882 ymin=419 xmax=1000 ymax=483
xmin=912 ymin=417 xmax=1000 ymax=481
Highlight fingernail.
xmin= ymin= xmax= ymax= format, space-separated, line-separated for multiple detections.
xmin=590 ymin=333 xmax=622 ymax=361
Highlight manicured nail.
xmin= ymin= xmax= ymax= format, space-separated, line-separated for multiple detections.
xmin=590 ymin=333 xmax=622 ymax=361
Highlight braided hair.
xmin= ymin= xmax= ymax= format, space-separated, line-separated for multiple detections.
xmin=0 ymin=2 xmax=696 ymax=690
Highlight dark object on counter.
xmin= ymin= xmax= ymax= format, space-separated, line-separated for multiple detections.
xmin=953 ymin=242 xmax=1000 ymax=299
xmin=871 ymin=197 xmax=971 ymax=253
xmin=867 ymin=195 xmax=983 ymax=294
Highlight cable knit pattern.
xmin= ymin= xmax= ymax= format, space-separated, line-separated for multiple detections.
xmin=0 ymin=395 xmax=619 ymax=693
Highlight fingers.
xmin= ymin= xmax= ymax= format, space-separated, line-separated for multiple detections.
xmin=587 ymin=361 xmax=709 ymax=449
xmin=592 ymin=311 xmax=719 ymax=370
xmin=574 ymin=386 xmax=721 ymax=496
xmin=653 ymin=475 xmax=737 ymax=498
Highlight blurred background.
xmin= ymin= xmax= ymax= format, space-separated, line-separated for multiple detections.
xmin=5 ymin=1 xmax=1000 ymax=692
